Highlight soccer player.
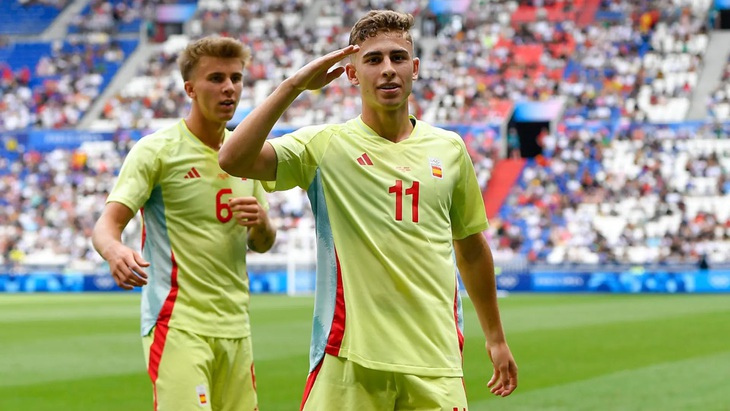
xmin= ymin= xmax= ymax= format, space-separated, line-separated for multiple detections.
xmin=92 ymin=36 xmax=275 ymax=411
xmin=219 ymin=10 xmax=518 ymax=410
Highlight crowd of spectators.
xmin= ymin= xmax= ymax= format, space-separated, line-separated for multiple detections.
xmin=1 ymin=0 xmax=722 ymax=130
xmin=4 ymin=0 xmax=716 ymax=130
xmin=1 ymin=0 xmax=730 ymax=271
xmin=707 ymin=54 xmax=730 ymax=121
xmin=493 ymin=121 xmax=730 ymax=265
xmin=68 ymin=0 xmax=152 ymax=34
xmin=0 ymin=36 xmax=130 ymax=131
xmin=0 ymin=131 xmax=314 ymax=270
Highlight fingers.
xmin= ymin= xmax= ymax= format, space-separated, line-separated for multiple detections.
xmin=322 ymin=45 xmax=360 ymax=65
xmin=487 ymin=373 xmax=498 ymax=388
xmin=228 ymin=196 xmax=257 ymax=206
xmin=318 ymin=46 xmax=358 ymax=85
xmin=113 ymin=275 xmax=134 ymax=290
xmin=110 ymin=256 xmax=149 ymax=290
xmin=229 ymin=197 xmax=262 ymax=226
xmin=132 ymin=253 xmax=150 ymax=276
xmin=324 ymin=66 xmax=346 ymax=85
xmin=134 ymin=252 xmax=151 ymax=267
xmin=290 ymin=45 xmax=360 ymax=91
xmin=489 ymin=363 xmax=518 ymax=397
xmin=501 ymin=378 xmax=517 ymax=396
xmin=112 ymin=266 xmax=146 ymax=289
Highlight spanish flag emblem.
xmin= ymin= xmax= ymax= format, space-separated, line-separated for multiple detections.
xmin=196 ymin=385 xmax=208 ymax=405
xmin=430 ymin=157 xmax=443 ymax=179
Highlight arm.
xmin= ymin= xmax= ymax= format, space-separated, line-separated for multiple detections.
xmin=454 ymin=232 xmax=518 ymax=397
xmin=229 ymin=197 xmax=276 ymax=253
xmin=92 ymin=202 xmax=149 ymax=290
xmin=219 ymin=45 xmax=360 ymax=180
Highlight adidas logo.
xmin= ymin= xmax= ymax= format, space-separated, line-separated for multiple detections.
xmin=356 ymin=153 xmax=373 ymax=166
xmin=184 ymin=167 xmax=201 ymax=179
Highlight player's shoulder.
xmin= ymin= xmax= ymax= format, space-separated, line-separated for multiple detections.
xmin=415 ymin=119 xmax=466 ymax=147
xmin=131 ymin=122 xmax=184 ymax=153
xmin=297 ymin=123 xmax=343 ymax=137
xmin=282 ymin=123 xmax=344 ymax=145
xmin=139 ymin=122 xmax=184 ymax=144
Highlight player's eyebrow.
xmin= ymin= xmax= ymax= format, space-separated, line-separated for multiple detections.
xmin=362 ymin=50 xmax=383 ymax=59
xmin=362 ymin=48 xmax=409 ymax=59
xmin=206 ymin=71 xmax=243 ymax=78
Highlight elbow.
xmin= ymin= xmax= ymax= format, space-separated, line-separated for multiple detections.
xmin=218 ymin=149 xmax=239 ymax=176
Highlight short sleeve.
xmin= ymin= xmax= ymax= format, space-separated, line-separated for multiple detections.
xmin=263 ymin=125 xmax=332 ymax=192
xmin=106 ymin=137 xmax=162 ymax=214
xmin=450 ymin=137 xmax=489 ymax=240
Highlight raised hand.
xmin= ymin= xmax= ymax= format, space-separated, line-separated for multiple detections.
xmin=288 ymin=45 xmax=360 ymax=92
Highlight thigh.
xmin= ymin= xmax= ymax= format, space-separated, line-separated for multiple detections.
xmin=395 ymin=374 xmax=468 ymax=411
xmin=211 ymin=335 xmax=258 ymax=411
xmin=143 ymin=326 xmax=215 ymax=411
xmin=302 ymin=354 xmax=395 ymax=411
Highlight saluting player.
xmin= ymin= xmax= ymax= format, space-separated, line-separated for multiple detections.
xmin=219 ymin=10 xmax=517 ymax=411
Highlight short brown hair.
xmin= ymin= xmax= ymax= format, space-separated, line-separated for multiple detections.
xmin=177 ymin=36 xmax=251 ymax=81
xmin=348 ymin=10 xmax=414 ymax=46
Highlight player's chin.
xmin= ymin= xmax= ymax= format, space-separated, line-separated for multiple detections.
xmin=218 ymin=105 xmax=237 ymax=118
xmin=220 ymin=113 xmax=236 ymax=122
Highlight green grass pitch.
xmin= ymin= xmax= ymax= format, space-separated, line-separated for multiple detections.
xmin=1 ymin=293 xmax=729 ymax=410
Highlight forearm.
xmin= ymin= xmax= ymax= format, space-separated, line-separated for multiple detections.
xmin=220 ymin=79 xmax=302 ymax=176
xmin=247 ymin=215 xmax=276 ymax=253
xmin=455 ymin=235 xmax=507 ymax=344
xmin=92 ymin=218 xmax=124 ymax=261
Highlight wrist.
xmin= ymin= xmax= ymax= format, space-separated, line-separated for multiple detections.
xmin=281 ymin=77 xmax=306 ymax=94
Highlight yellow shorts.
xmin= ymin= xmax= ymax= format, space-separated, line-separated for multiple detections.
xmin=301 ymin=354 xmax=468 ymax=411
xmin=143 ymin=326 xmax=258 ymax=411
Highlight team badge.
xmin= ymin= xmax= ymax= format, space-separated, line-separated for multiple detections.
xmin=196 ymin=384 xmax=208 ymax=406
xmin=430 ymin=157 xmax=443 ymax=179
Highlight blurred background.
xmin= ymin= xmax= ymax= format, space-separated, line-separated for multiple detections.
xmin=3 ymin=0 xmax=730 ymax=294
xmin=1 ymin=0 xmax=730 ymax=410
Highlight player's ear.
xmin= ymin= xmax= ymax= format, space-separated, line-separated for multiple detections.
xmin=345 ymin=63 xmax=359 ymax=86
xmin=412 ymin=57 xmax=420 ymax=81
xmin=184 ymin=81 xmax=195 ymax=99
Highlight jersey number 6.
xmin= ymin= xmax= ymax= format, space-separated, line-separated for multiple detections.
xmin=216 ymin=188 xmax=233 ymax=223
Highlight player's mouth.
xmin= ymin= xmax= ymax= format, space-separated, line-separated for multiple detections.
xmin=220 ymin=99 xmax=236 ymax=109
xmin=378 ymin=83 xmax=400 ymax=92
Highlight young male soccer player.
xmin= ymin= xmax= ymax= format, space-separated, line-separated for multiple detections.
xmin=92 ymin=36 xmax=275 ymax=411
xmin=219 ymin=10 xmax=517 ymax=410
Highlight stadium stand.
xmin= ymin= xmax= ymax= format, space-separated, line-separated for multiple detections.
xmin=1 ymin=0 xmax=730 ymax=276
xmin=0 ymin=0 xmax=69 ymax=36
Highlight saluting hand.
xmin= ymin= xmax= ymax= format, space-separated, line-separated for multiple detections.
xmin=288 ymin=45 xmax=360 ymax=92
